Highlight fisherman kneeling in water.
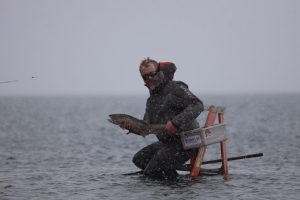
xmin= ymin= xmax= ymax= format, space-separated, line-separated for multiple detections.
xmin=120 ymin=58 xmax=204 ymax=179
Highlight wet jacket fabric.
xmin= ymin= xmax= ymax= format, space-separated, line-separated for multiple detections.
xmin=158 ymin=62 xmax=177 ymax=80
xmin=143 ymin=79 xmax=204 ymax=144
xmin=133 ymin=63 xmax=204 ymax=179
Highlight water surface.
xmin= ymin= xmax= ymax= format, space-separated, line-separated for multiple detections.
xmin=0 ymin=94 xmax=299 ymax=199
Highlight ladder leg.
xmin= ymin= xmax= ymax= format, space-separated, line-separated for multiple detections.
xmin=190 ymin=145 xmax=207 ymax=177
xmin=190 ymin=106 xmax=217 ymax=177
xmin=220 ymin=141 xmax=228 ymax=177
xmin=218 ymin=112 xmax=228 ymax=177
xmin=218 ymin=113 xmax=224 ymax=124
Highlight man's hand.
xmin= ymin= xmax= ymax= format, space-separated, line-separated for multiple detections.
xmin=119 ymin=119 xmax=132 ymax=130
xmin=165 ymin=120 xmax=177 ymax=135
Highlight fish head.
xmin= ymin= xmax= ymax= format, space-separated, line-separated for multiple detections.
xmin=108 ymin=114 xmax=134 ymax=125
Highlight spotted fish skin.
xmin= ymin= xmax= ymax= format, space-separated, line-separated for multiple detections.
xmin=108 ymin=114 xmax=166 ymax=136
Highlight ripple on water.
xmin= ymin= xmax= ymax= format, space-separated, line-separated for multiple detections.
xmin=0 ymin=95 xmax=300 ymax=199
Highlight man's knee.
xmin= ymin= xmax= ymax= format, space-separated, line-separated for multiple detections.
xmin=132 ymin=142 xmax=160 ymax=169
xmin=132 ymin=151 xmax=147 ymax=169
xmin=132 ymin=152 xmax=141 ymax=167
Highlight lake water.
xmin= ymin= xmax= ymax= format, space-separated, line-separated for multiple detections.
xmin=0 ymin=94 xmax=299 ymax=199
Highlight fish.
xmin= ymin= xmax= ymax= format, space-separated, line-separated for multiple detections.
xmin=108 ymin=114 xmax=166 ymax=136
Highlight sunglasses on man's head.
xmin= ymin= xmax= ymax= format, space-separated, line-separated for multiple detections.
xmin=142 ymin=71 xmax=159 ymax=81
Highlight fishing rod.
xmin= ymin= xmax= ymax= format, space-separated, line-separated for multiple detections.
xmin=0 ymin=80 xmax=18 ymax=84
xmin=0 ymin=77 xmax=37 ymax=84
xmin=204 ymin=152 xmax=263 ymax=165
xmin=177 ymin=152 xmax=263 ymax=171
xmin=123 ymin=152 xmax=263 ymax=175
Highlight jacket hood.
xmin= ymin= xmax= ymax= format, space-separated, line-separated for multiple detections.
xmin=158 ymin=62 xmax=177 ymax=80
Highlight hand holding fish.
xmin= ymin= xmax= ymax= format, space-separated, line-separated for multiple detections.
xmin=164 ymin=120 xmax=177 ymax=135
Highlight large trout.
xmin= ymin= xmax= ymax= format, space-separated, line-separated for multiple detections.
xmin=108 ymin=114 xmax=166 ymax=136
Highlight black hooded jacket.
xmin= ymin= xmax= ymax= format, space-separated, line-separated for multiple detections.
xmin=143 ymin=66 xmax=204 ymax=144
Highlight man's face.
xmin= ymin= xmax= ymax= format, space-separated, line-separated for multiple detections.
xmin=140 ymin=62 xmax=158 ymax=90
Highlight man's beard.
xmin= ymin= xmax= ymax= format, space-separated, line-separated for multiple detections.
xmin=145 ymin=71 xmax=165 ymax=91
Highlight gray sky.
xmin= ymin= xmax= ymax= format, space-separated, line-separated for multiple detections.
xmin=1 ymin=0 xmax=299 ymax=95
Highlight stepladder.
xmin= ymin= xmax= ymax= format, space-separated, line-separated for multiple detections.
xmin=179 ymin=105 xmax=228 ymax=178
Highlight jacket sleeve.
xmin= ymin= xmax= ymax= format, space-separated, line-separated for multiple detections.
xmin=143 ymin=98 xmax=151 ymax=123
xmin=171 ymin=83 xmax=204 ymax=129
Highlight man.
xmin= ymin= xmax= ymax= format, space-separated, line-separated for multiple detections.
xmin=122 ymin=58 xmax=204 ymax=179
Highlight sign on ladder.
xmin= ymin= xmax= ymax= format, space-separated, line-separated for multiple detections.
xmin=180 ymin=123 xmax=227 ymax=150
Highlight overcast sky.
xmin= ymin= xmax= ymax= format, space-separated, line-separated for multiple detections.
xmin=0 ymin=0 xmax=299 ymax=95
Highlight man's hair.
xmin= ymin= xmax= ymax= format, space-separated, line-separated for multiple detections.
xmin=139 ymin=57 xmax=158 ymax=71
